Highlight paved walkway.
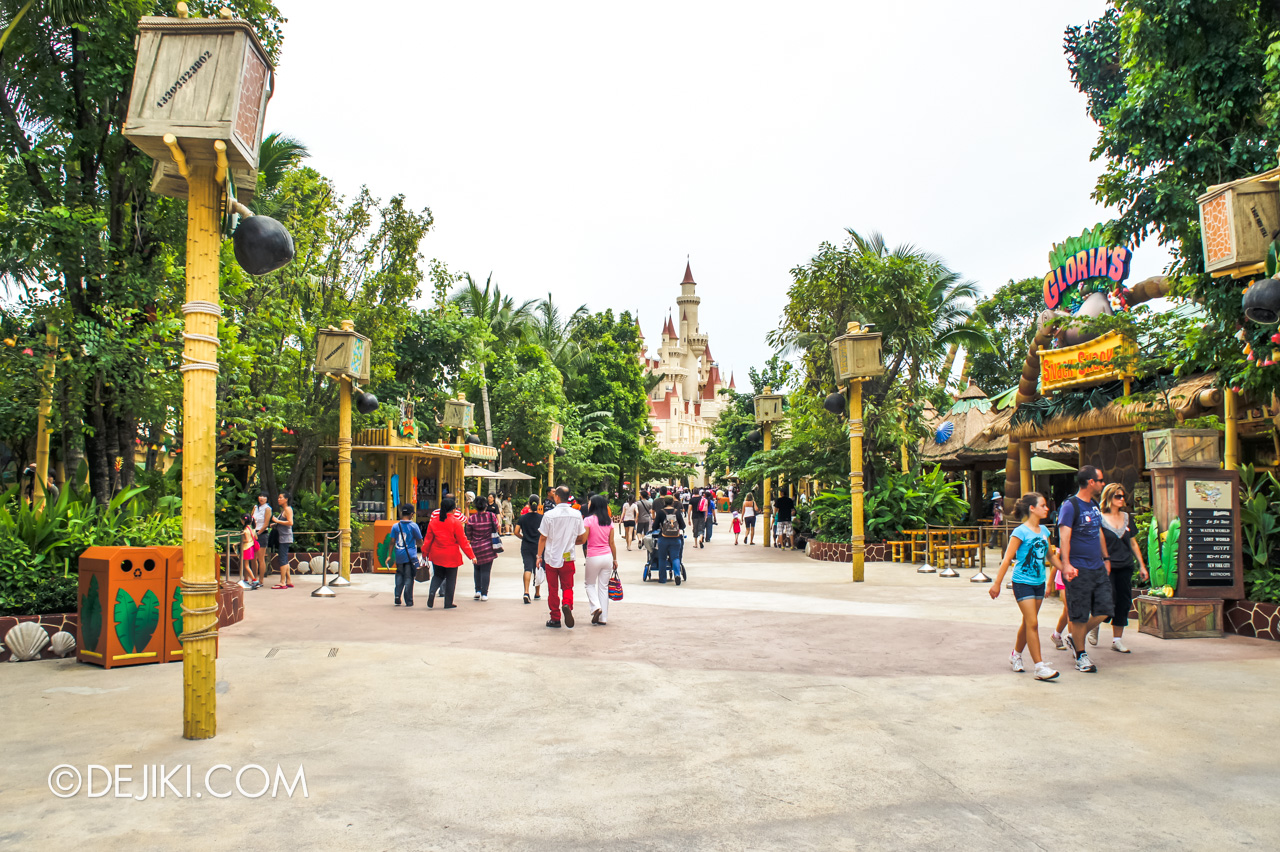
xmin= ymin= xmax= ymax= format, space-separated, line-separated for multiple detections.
xmin=3 ymin=533 xmax=1278 ymax=850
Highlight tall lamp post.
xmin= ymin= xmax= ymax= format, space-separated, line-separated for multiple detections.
xmin=314 ymin=321 xmax=372 ymax=586
xmin=547 ymin=421 xmax=564 ymax=489
xmin=829 ymin=322 xmax=884 ymax=582
xmin=753 ymin=387 xmax=785 ymax=548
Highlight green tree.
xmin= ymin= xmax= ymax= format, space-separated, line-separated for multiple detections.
xmin=967 ymin=277 xmax=1045 ymax=393
xmin=450 ymin=273 xmax=535 ymax=447
xmin=566 ymin=310 xmax=650 ymax=487
xmin=381 ymin=305 xmax=486 ymax=444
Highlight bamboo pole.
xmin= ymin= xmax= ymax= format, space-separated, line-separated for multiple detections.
xmin=1225 ymin=389 xmax=1239 ymax=471
xmin=32 ymin=327 xmax=57 ymax=511
xmin=762 ymin=422 xmax=773 ymax=548
xmin=338 ymin=322 xmax=354 ymax=580
xmin=849 ymin=379 xmax=865 ymax=582
xmin=1019 ymin=440 xmax=1033 ymax=498
xmin=180 ymin=163 xmax=220 ymax=740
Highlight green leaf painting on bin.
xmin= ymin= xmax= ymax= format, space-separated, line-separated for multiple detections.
xmin=171 ymin=585 xmax=183 ymax=642
xmin=80 ymin=575 xmax=102 ymax=653
xmin=1146 ymin=518 xmax=1181 ymax=594
xmin=113 ymin=588 xmax=160 ymax=653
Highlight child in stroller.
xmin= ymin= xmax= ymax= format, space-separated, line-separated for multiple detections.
xmin=641 ymin=528 xmax=686 ymax=584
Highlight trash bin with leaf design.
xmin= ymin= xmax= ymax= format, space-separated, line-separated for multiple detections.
xmin=77 ymin=547 xmax=167 ymax=669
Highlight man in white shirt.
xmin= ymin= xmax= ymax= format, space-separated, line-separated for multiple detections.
xmin=537 ymin=485 xmax=587 ymax=628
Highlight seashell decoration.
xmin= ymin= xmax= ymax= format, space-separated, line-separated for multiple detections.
xmin=307 ymin=556 xmax=325 ymax=575
xmin=50 ymin=631 xmax=76 ymax=658
xmin=329 ymin=561 xmax=339 ymax=575
xmin=5 ymin=621 xmax=51 ymax=661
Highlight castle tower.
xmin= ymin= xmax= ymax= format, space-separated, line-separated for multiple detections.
xmin=678 ymin=262 xmax=707 ymax=399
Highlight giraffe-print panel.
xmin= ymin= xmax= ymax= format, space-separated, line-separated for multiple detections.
xmin=1202 ymin=193 xmax=1235 ymax=267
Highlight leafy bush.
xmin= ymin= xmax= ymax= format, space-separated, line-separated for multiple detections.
xmin=807 ymin=489 xmax=852 ymax=543
xmin=863 ymin=465 xmax=969 ymax=543
xmin=1240 ymin=465 xmax=1280 ymax=604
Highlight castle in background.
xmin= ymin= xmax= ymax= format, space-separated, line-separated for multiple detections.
xmin=639 ymin=262 xmax=734 ymax=484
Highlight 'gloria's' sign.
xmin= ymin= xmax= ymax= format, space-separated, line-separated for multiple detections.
xmin=1042 ymin=225 xmax=1133 ymax=311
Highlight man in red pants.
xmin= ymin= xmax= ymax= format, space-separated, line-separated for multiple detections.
xmin=536 ymin=485 xmax=587 ymax=628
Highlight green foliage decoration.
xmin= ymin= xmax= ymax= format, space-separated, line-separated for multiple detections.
xmin=81 ymin=574 xmax=102 ymax=653
xmin=113 ymin=587 xmax=159 ymax=654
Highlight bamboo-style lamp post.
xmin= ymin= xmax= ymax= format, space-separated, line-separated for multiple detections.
xmin=32 ymin=325 xmax=57 ymax=512
xmin=315 ymin=321 xmax=371 ymax=584
xmin=122 ymin=4 xmax=278 ymax=739
xmin=753 ymin=388 xmax=785 ymax=548
xmin=547 ymin=421 xmax=564 ymax=487
xmin=829 ymin=322 xmax=884 ymax=582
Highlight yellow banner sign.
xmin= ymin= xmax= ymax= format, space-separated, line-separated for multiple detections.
xmin=1040 ymin=330 xmax=1133 ymax=392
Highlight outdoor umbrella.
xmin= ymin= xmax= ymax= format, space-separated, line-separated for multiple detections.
xmin=493 ymin=467 xmax=535 ymax=480
xmin=463 ymin=465 xmax=503 ymax=478
xmin=995 ymin=456 xmax=1078 ymax=474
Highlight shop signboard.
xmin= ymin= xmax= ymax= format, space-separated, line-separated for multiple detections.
xmin=1039 ymin=330 xmax=1133 ymax=392
xmin=1042 ymin=225 xmax=1133 ymax=312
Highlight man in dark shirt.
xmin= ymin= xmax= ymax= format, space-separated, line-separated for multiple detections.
xmin=652 ymin=497 xmax=686 ymax=584
xmin=689 ymin=488 xmax=707 ymax=548
xmin=1059 ymin=465 xmax=1112 ymax=673
xmin=773 ymin=493 xmax=796 ymax=549
xmin=514 ymin=496 xmax=545 ymax=603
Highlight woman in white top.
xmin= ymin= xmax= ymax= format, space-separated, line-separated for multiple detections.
xmin=620 ymin=496 xmax=638 ymax=550
xmin=741 ymin=492 xmax=758 ymax=545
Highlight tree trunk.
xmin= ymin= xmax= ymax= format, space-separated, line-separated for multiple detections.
xmin=258 ymin=432 xmax=278 ymax=500
xmin=60 ymin=375 xmax=82 ymax=490
xmin=957 ymin=352 xmax=972 ymax=391
xmin=938 ymin=344 xmax=959 ymax=390
xmin=83 ymin=374 xmax=110 ymax=505
xmin=117 ymin=412 xmax=137 ymax=490
xmin=479 ymin=363 xmax=494 ymax=449
xmin=286 ymin=434 xmax=321 ymax=499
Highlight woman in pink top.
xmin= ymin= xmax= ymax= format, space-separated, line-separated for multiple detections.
xmin=582 ymin=494 xmax=618 ymax=625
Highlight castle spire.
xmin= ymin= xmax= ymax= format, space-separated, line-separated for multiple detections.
xmin=682 ymin=261 xmax=695 ymax=285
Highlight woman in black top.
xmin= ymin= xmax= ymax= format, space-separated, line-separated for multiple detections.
xmin=652 ymin=497 xmax=687 ymax=584
xmin=514 ymin=495 xmax=544 ymax=604
xmin=1098 ymin=482 xmax=1148 ymax=653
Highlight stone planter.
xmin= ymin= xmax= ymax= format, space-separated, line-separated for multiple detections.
xmin=1225 ymin=599 xmax=1280 ymax=641
xmin=804 ymin=541 xmax=887 ymax=563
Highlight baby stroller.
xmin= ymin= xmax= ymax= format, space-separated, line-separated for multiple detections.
xmin=641 ymin=529 xmax=687 ymax=583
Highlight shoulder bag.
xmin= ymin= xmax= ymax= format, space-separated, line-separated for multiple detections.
xmin=608 ymin=568 xmax=624 ymax=601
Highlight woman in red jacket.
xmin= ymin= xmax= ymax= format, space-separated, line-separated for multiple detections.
xmin=423 ymin=496 xmax=476 ymax=609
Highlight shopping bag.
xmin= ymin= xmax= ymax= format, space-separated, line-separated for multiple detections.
xmin=491 ymin=532 xmax=504 ymax=554
xmin=415 ymin=558 xmax=430 ymax=583
xmin=534 ymin=563 xmax=546 ymax=587
xmin=607 ymin=569 xmax=623 ymax=601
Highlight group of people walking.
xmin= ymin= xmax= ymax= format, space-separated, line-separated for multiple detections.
xmin=989 ymin=464 xmax=1148 ymax=681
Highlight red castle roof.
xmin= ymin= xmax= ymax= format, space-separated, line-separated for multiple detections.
xmin=682 ymin=261 xmax=695 ymax=285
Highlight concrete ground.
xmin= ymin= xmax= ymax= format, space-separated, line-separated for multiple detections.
xmin=2 ymin=532 xmax=1279 ymax=850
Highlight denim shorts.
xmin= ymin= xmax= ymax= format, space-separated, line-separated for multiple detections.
xmin=1011 ymin=581 xmax=1045 ymax=601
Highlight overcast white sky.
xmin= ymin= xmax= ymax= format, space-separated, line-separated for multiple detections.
xmin=266 ymin=0 xmax=1171 ymax=383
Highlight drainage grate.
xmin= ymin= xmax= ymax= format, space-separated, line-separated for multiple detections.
xmin=328 ymin=648 xmax=339 ymax=658
xmin=265 ymin=648 xmax=278 ymax=658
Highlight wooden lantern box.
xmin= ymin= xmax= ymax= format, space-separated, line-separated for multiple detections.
xmin=123 ymin=16 xmax=274 ymax=175
xmin=1142 ymin=428 xmax=1220 ymax=469
xmin=314 ymin=328 xmax=371 ymax=381
xmin=151 ymin=160 xmax=257 ymax=203
xmin=1197 ymin=167 xmax=1280 ymax=276
xmin=1136 ymin=595 xmax=1224 ymax=639
xmin=829 ymin=325 xmax=884 ymax=382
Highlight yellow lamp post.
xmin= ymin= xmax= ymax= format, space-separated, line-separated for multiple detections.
xmin=753 ymin=387 xmax=785 ymax=548
xmin=314 ymin=321 xmax=371 ymax=585
xmin=829 ymin=322 xmax=884 ymax=582
xmin=547 ymin=421 xmax=564 ymax=488
xmin=121 ymin=5 xmax=278 ymax=739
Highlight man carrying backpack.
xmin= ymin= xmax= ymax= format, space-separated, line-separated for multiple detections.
xmin=1058 ymin=465 xmax=1113 ymax=673
xmin=690 ymin=488 xmax=708 ymax=548
xmin=391 ymin=502 xmax=425 ymax=607
xmin=654 ymin=496 xmax=686 ymax=584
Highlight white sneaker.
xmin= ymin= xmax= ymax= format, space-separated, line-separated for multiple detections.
xmin=474 ymin=592 xmax=481 ymax=600
xmin=1087 ymin=625 xmax=1099 ymax=646
xmin=1075 ymin=652 xmax=1097 ymax=673
xmin=1034 ymin=662 xmax=1059 ymax=681
xmin=480 ymin=594 xmax=488 ymax=601
xmin=238 ymin=580 xmax=251 ymax=590
xmin=1112 ymin=638 xmax=1130 ymax=653
xmin=1050 ymin=631 xmax=1066 ymax=650
xmin=1063 ymin=631 xmax=1077 ymax=657
xmin=1010 ymin=651 xmax=1025 ymax=673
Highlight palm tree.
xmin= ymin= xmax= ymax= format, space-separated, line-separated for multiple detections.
xmin=449 ymin=273 xmax=535 ymax=447
xmin=0 ymin=0 xmax=87 ymax=54
xmin=530 ymin=293 xmax=588 ymax=380
xmin=257 ymin=132 xmax=311 ymax=193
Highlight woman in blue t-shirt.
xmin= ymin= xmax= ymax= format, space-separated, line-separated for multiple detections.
xmin=989 ymin=492 xmax=1065 ymax=681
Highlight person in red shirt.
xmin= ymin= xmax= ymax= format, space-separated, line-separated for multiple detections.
xmin=422 ymin=496 xmax=477 ymax=609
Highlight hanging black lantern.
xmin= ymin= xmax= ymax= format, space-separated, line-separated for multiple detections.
xmin=555 ymin=446 xmax=567 ymax=457
xmin=1243 ymin=277 xmax=1280 ymax=324
xmin=233 ymin=215 xmax=295 ymax=276
xmin=355 ymin=391 xmax=379 ymax=415
xmin=466 ymin=433 xmax=481 ymax=444
xmin=747 ymin=429 xmax=762 ymax=443
xmin=823 ymin=392 xmax=846 ymax=415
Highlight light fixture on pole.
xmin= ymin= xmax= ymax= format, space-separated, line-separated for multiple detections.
xmin=829 ymin=321 xmax=883 ymax=582
xmin=753 ymin=387 xmax=785 ymax=548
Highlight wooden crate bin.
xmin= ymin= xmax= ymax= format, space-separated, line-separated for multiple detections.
xmin=1198 ymin=167 xmax=1280 ymax=275
xmin=1136 ymin=595 xmax=1224 ymax=639
xmin=124 ymin=16 xmax=274 ymax=172
xmin=1142 ymin=428 xmax=1220 ymax=469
